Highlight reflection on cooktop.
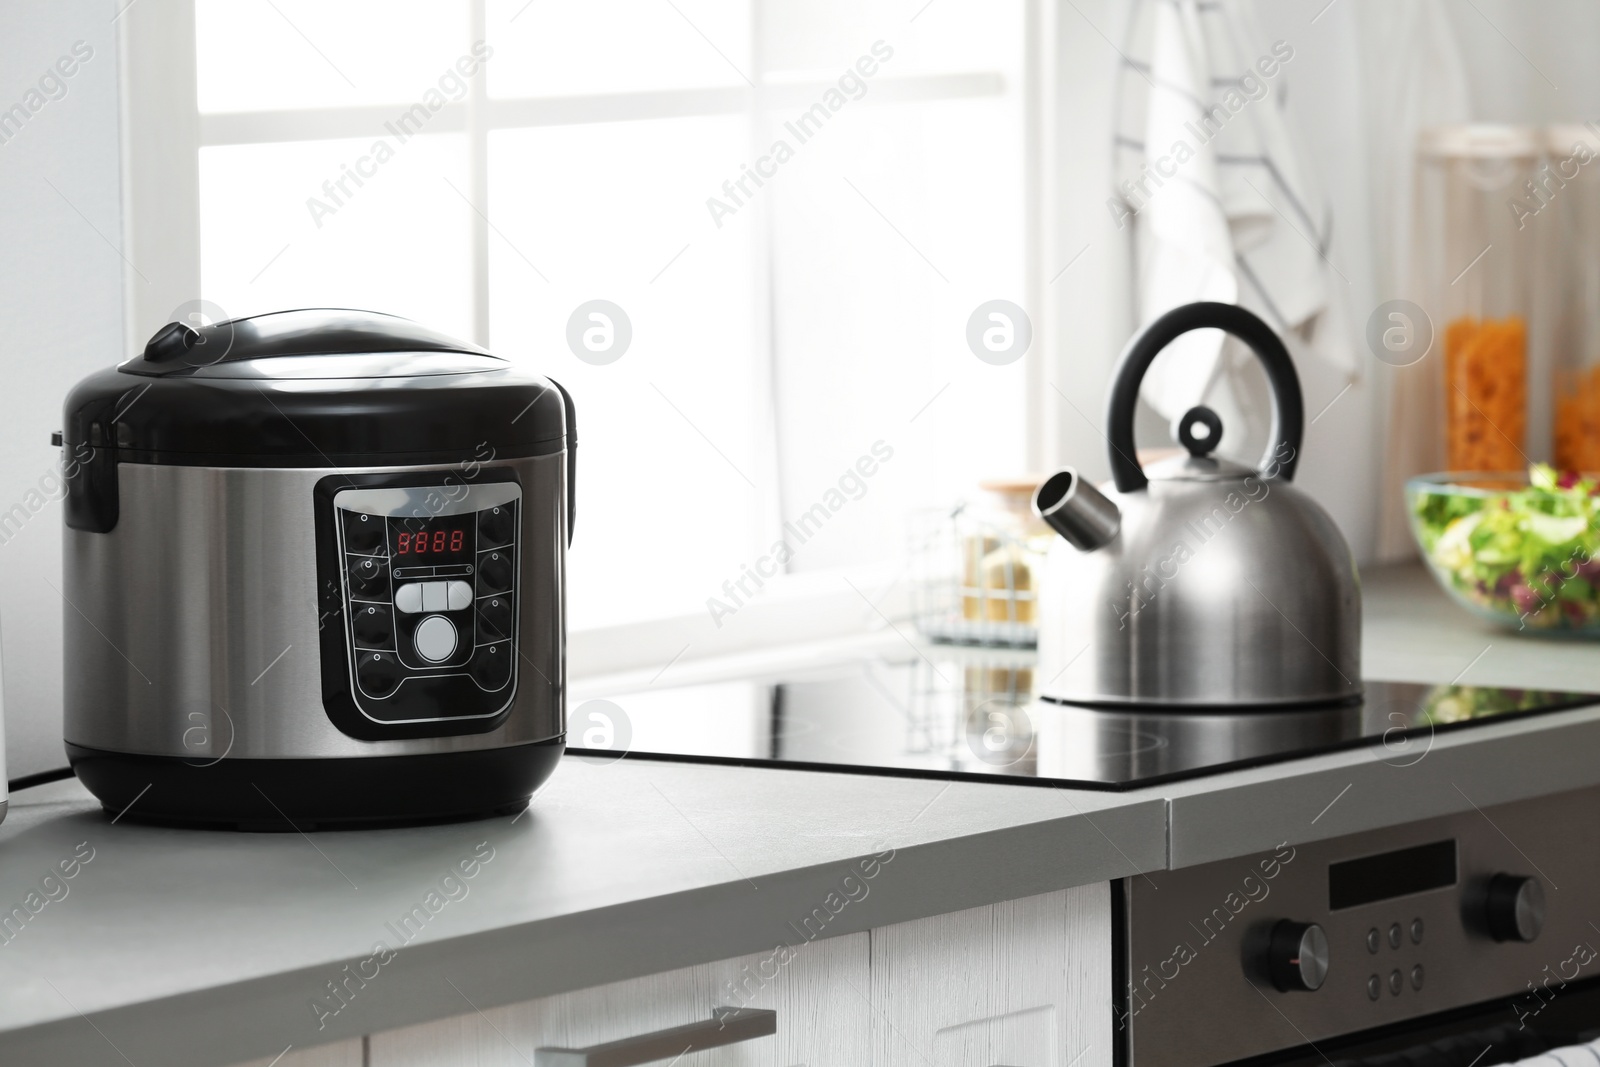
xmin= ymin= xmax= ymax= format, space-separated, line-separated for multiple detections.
xmin=568 ymin=649 xmax=1600 ymax=790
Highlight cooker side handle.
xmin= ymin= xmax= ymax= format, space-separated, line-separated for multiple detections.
xmin=546 ymin=378 xmax=576 ymax=546
xmin=60 ymin=387 xmax=125 ymax=534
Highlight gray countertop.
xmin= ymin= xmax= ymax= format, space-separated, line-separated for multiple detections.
xmin=2 ymin=563 xmax=1597 ymax=1066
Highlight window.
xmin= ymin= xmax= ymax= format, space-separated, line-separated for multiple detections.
xmin=131 ymin=0 xmax=1036 ymax=640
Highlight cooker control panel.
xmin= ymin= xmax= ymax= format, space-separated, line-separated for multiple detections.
xmin=327 ymin=480 xmax=520 ymax=728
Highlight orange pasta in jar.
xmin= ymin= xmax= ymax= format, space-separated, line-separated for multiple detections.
xmin=1555 ymin=364 xmax=1600 ymax=473
xmin=1444 ymin=315 xmax=1526 ymax=472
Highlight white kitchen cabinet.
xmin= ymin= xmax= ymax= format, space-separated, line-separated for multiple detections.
xmin=871 ymin=884 xmax=1111 ymax=1067
xmin=367 ymin=930 xmax=870 ymax=1067
xmin=363 ymin=885 xmax=1109 ymax=1067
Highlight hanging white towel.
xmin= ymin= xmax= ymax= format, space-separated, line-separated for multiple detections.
xmin=1112 ymin=0 xmax=1356 ymax=445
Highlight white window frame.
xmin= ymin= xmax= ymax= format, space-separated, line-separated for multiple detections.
xmin=118 ymin=0 xmax=1068 ymax=675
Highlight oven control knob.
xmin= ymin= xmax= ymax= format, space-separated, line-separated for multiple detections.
xmin=1267 ymin=921 xmax=1329 ymax=992
xmin=1486 ymin=874 xmax=1545 ymax=943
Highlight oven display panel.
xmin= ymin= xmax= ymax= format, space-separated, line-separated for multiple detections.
xmin=388 ymin=515 xmax=475 ymax=565
xmin=1328 ymin=838 xmax=1458 ymax=910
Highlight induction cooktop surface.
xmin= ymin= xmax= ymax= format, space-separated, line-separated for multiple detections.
xmin=568 ymin=645 xmax=1600 ymax=790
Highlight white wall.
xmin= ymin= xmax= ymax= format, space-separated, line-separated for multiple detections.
xmin=0 ymin=0 xmax=122 ymax=778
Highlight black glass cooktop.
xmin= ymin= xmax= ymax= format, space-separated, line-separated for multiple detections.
xmin=568 ymin=647 xmax=1600 ymax=790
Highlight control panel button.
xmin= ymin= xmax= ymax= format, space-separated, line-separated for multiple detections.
xmin=1486 ymin=874 xmax=1546 ymax=943
xmin=422 ymin=581 xmax=447 ymax=613
xmin=1410 ymin=919 xmax=1424 ymax=945
xmin=414 ymin=615 xmax=458 ymax=663
xmin=1410 ymin=964 xmax=1424 ymax=991
xmin=1387 ymin=923 xmax=1402 ymax=950
xmin=1388 ymin=970 xmax=1402 ymax=996
xmin=352 ymin=603 xmax=393 ymax=649
xmin=446 ymin=580 xmax=473 ymax=610
xmin=357 ymin=651 xmax=400 ymax=697
xmin=395 ymin=583 xmax=424 ymax=614
xmin=470 ymin=643 xmax=512 ymax=690
xmin=479 ymin=504 xmax=514 ymax=548
xmin=1366 ymin=975 xmax=1381 ymax=1001
xmin=1266 ymin=921 xmax=1329 ymax=993
xmin=1366 ymin=928 xmax=1380 ymax=954
xmin=342 ymin=511 xmax=385 ymax=555
xmin=478 ymin=595 xmax=513 ymax=642
xmin=477 ymin=550 xmax=513 ymax=595
xmin=349 ymin=556 xmax=388 ymax=599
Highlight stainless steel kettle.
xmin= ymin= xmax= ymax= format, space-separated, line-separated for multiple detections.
xmin=1033 ymin=302 xmax=1360 ymax=709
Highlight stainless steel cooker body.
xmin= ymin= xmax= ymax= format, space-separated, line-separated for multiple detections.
xmin=63 ymin=454 xmax=565 ymax=760
xmin=58 ymin=309 xmax=574 ymax=827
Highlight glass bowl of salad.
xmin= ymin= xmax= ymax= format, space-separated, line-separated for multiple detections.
xmin=1407 ymin=466 xmax=1600 ymax=634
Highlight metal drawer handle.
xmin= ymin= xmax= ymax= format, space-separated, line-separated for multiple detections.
xmin=534 ymin=1007 xmax=776 ymax=1067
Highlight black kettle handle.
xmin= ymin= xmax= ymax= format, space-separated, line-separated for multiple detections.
xmin=1105 ymin=301 xmax=1304 ymax=493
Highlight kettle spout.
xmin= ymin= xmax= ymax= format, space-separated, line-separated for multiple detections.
xmin=1033 ymin=468 xmax=1120 ymax=551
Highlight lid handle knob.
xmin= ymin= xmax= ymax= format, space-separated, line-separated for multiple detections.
xmin=1177 ymin=405 xmax=1223 ymax=458
xmin=1104 ymin=302 xmax=1304 ymax=493
xmin=143 ymin=321 xmax=200 ymax=363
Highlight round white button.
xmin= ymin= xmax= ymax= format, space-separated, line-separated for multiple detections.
xmin=413 ymin=615 xmax=457 ymax=663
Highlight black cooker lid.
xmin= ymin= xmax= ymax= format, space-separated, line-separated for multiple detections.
xmin=63 ymin=309 xmax=571 ymax=465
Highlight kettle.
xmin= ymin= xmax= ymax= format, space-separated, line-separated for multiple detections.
xmin=1033 ymin=302 xmax=1360 ymax=709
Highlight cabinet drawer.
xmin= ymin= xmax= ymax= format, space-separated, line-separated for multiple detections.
xmin=871 ymin=884 xmax=1111 ymax=1067
xmin=368 ymin=930 xmax=869 ymax=1067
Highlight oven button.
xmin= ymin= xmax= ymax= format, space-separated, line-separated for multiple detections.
xmin=477 ymin=551 xmax=513 ymax=594
xmin=1486 ymin=874 xmax=1545 ymax=943
xmin=1267 ymin=921 xmax=1328 ymax=992
xmin=1388 ymin=923 xmax=1402 ymax=950
xmin=413 ymin=615 xmax=458 ymax=663
xmin=1410 ymin=964 xmax=1424 ymax=991
xmin=446 ymin=580 xmax=473 ymax=610
xmin=357 ymin=651 xmax=400 ymax=698
xmin=352 ymin=603 xmax=393 ymax=649
xmin=1366 ymin=928 xmax=1380 ymax=954
xmin=349 ymin=556 xmax=387 ymax=598
xmin=1410 ymin=919 xmax=1424 ymax=945
xmin=479 ymin=505 xmax=514 ymax=548
xmin=1388 ymin=970 xmax=1402 ymax=996
xmin=1366 ymin=975 xmax=1381 ymax=1001
xmin=421 ymin=581 xmax=448 ymax=613
xmin=395 ymin=583 xmax=424 ymax=614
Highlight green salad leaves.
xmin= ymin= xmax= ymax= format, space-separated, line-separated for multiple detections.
xmin=1409 ymin=464 xmax=1600 ymax=630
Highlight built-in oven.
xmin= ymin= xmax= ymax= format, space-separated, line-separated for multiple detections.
xmin=1116 ymin=784 xmax=1600 ymax=1067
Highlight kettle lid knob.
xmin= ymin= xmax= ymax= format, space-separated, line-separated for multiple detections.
xmin=1177 ymin=406 xmax=1223 ymax=458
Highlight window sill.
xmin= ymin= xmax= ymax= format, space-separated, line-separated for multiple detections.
xmin=568 ymin=561 xmax=914 ymax=680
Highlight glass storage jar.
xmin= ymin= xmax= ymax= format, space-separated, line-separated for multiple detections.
xmin=1415 ymin=125 xmax=1540 ymax=472
xmin=1545 ymin=124 xmax=1600 ymax=473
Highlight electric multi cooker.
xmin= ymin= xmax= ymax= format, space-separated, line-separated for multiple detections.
xmin=59 ymin=308 xmax=573 ymax=828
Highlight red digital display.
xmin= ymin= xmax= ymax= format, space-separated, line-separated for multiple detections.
xmin=396 ymin=528 xmax=464 ymax=555
xmin=387 ymin=516 xmax=474 ymax=564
